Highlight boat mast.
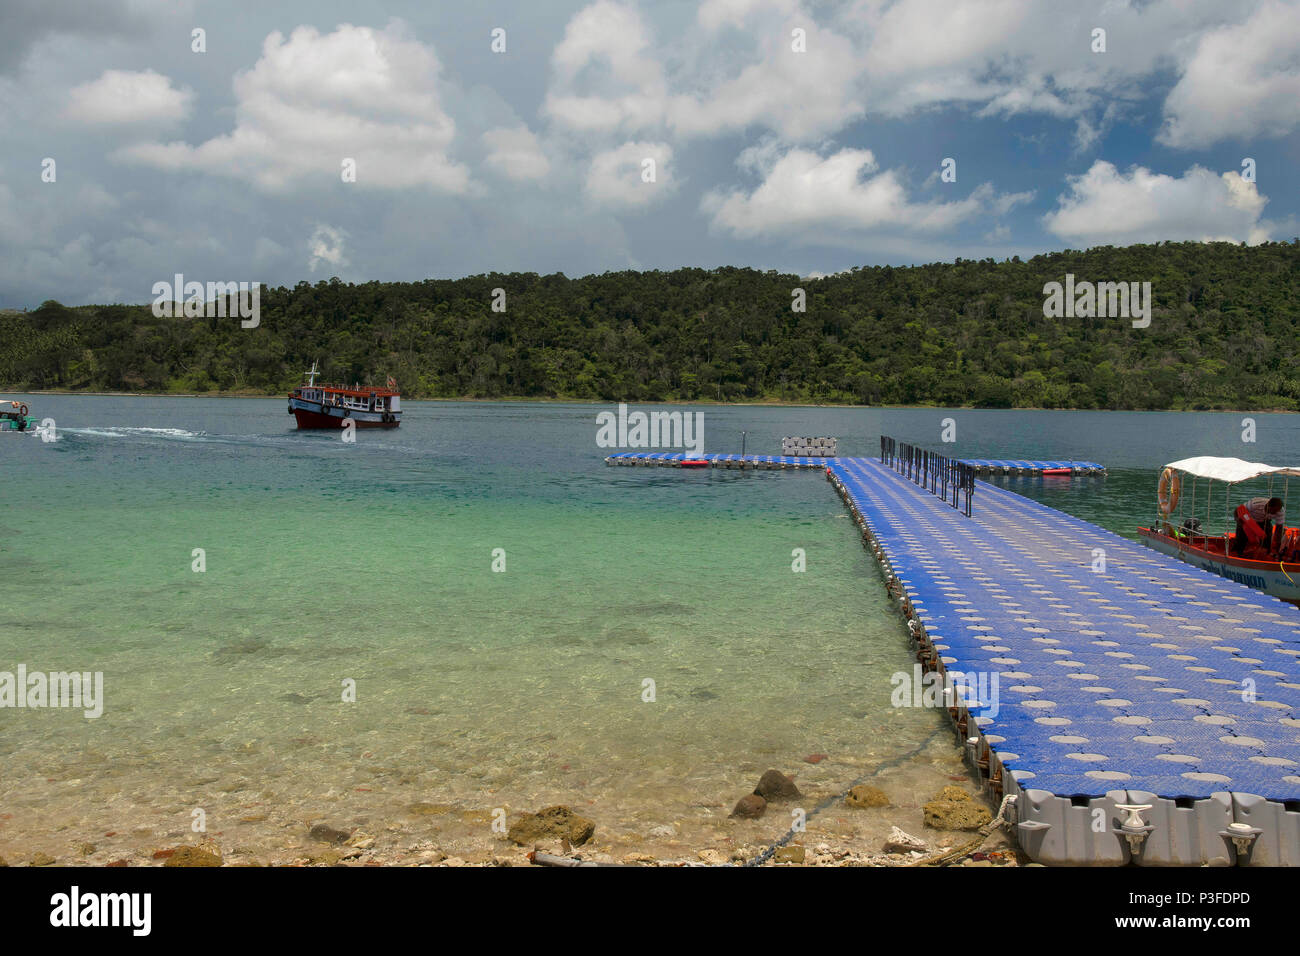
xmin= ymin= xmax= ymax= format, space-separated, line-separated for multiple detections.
xmin=305 ymin=360 xmax=319 ymax=387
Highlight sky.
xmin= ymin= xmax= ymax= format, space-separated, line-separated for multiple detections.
xmin=0 ymin=0 xmax=1297 ymax=307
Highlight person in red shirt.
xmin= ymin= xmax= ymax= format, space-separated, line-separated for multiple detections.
xmin=1234 ymin=496 xmax=1285 ymax=556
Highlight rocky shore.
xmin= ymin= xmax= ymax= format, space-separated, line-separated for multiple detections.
xmin=0 ymin=771 xmax=1025 ymax=868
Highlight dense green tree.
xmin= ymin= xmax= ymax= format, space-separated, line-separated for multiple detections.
xmin=1 ymin=241 xmax=1297 ymax=408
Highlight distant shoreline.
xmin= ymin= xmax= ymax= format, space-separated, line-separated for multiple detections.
xmin=3 ymin=389 xmax=1297 ymax=414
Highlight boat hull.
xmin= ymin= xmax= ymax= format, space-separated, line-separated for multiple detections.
xmin=289 ymin=398 xmax=399 ymax=429
xmin=1138 ymin=528 xmax=1300 ymax=605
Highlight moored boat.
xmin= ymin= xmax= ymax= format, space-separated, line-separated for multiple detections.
xmin=0 ymin=400 xmax=38 ymax=432
xmin=1138 ymin=456 xmax=1300 ymax=605
xmin=287 ymin=362 xmax=401 ymax=429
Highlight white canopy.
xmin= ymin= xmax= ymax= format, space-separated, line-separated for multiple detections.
xmin=1165 ymin=456 xmax=1300 ymax=483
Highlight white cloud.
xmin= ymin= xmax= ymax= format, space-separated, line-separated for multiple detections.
xmin=668 ymin=4 xmax=864 ymax=141
xmin=584 ymin=141 xmax=675 ymax=209
xmin=849 ymin=0 xmax=1300 ymax=153
xmin=4 ymin=1 xmax=1298 ymax=308
xmin=483 ymin=126 xmax=550 ymax=181
xmin=1043 ymin=161 xmax=1271 ymax=246
xmin=544 ymin=1 xmax=668 ymax=132
xmin=65 ymin=69 xmax=193 ymax=125
xmin=1159 ymin=0 xmax=1300 ymax=148
xmin=849 ymin=0 xmax=1201 ymax=150
xmin=115 ymin=23 xmax=470 ymax=193
xmin=307 ymin=224 xmax=349 ymax=273
xmin=543 ymin=0 xmax=1300 ymax=152
xmin=545 ymin=0 xmax=861 ymax=143
xmin=703 ymin=145 xmax=1031 ymax=242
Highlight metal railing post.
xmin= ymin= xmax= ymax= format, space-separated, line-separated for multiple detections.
xmin=880 ymin=436 xmax=975 ymax=516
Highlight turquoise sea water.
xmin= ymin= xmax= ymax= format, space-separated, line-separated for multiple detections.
xmin=1 ymin=399 xmax=1297 ymax=863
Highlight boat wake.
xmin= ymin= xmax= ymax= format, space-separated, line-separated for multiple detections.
xmin=57 ymin=426 xmax=210 ymax=442
xmin=53 ymin=425 xmax=420 ymax=453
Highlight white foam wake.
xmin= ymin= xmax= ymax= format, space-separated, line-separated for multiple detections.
xmin=59 ymin=426 xmax=209 ymax=440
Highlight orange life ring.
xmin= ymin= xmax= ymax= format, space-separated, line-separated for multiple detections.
xmin=1157 ymin=467 xmax=1181 ymax=516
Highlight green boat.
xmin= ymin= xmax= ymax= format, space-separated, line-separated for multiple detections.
xmin=1 ymin=400 xmax=38 ymax=432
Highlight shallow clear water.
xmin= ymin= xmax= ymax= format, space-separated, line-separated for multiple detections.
xmin=1 ymin=399 xmax=1297 ymax=863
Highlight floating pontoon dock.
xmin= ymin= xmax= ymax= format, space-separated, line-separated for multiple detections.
xmin=606 ymin=445 xmax=1300 ymax=865
xmin=605 ymin=452 xmax=1106 ymax=476
xmin=961 ymin=458 xmax=1106 ymax=476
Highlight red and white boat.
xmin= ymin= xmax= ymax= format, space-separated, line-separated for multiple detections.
xmin=1138 ymin=456 xmax=1300 ymax=605
xmin=287 ymin=362 xmax=401 ymax=429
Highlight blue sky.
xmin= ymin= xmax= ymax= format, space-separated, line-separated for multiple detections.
xmin=1 ymin=0 xmax=1297 ymax=307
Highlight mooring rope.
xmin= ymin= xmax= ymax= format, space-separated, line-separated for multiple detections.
xmin=743 ymin=724 xmax=949 ymax=867
xmin=905 ymin=793 xmax=1016 ymax=867
xmin=907 ymin=834 xmax=985 ymax=867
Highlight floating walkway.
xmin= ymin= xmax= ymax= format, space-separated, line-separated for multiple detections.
xmin=609 ymin=448 xmax=1300 ymax=865
xmin=962 ymin=458 xmax=1106 ymax=476
xmin=605 ymin=452 xmax=1105 ymax=476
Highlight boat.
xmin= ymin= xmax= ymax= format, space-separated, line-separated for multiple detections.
xmin=1138 ymin=456 xmax=1300 ymax=605
xmin=287 ymin=362 xmax=401 ymax=429
xmin=0 ymin=400 xmax=38 ymax=432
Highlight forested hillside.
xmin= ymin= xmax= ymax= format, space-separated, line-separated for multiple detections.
xmin=2 ymin=240 xmax=1297 ymax=408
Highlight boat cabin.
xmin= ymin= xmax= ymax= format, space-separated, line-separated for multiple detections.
xmin=293 ymin=385 xmax=399 ymax=413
